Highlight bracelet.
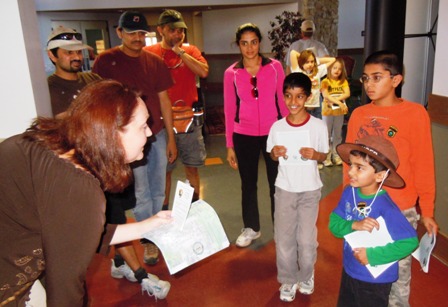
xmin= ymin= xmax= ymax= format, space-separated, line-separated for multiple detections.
xmin=177 ymin=49 xmax=185 ymax=56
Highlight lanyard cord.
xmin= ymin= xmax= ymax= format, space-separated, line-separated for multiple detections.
xmin=351 ymin=169 xmax=390 ymax=218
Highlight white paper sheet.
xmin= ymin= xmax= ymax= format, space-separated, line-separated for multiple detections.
xmin=412 ymin=232 xmax=436 ymax=273
xmin=344 ymin=216 xmax=396 ymax=278
xmin=276 ymin=131 xmax=312 ymax=166
xmin=143 ymin=200 xmax=230 ymax=275
xmin=171 ymin=180 xmax=194 ymax=230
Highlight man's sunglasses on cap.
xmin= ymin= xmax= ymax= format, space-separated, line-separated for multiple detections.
xmin=51 ymin=33 xmax=82 ymax=41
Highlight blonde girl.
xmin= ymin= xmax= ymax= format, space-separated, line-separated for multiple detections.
xmin=289 ymin=49 xmax=335 ymax=119
xmin=320 ymin=58 xmax=350 ymax=166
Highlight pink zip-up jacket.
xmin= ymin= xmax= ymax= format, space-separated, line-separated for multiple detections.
xmin=224 ymin=56 xmax=288 ymax=148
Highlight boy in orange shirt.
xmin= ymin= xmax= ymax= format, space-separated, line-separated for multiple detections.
xmin=345 ymin=50 xmax=438 ymax=306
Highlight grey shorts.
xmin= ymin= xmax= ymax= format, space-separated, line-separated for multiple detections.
xmin=167 ymin=125 xmax=206 ymax=172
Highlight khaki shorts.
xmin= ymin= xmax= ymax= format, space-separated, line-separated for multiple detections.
xmin=167 ymin=125 xmax=206 ymax=172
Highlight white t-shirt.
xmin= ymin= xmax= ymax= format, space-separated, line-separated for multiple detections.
xmin=267 ymin=116 xmax=329 ymax=193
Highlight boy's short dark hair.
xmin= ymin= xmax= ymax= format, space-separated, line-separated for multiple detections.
xmin=283 ymin=72 xmax=312 ymax=96
xmin=349 ymin=150 xmax=388 ymax=173
xmin=364 ymin=50 xmax=403 ymax=76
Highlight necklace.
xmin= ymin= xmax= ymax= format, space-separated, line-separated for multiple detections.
xmin=352 ymin=187 xmax=375 ymax=218
xmin=161 ymin=48 xmax=183 ymax=69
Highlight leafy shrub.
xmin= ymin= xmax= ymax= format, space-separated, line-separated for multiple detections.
xmin=268 ymin=11 xmax=303 ymax=61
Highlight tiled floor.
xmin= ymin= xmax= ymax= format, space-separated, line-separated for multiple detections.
xmin=86 ymin=134 xmax=448 ymax=306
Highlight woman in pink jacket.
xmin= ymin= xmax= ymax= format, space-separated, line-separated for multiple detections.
xmin=224 ymin=23 xmax=288 ymax=248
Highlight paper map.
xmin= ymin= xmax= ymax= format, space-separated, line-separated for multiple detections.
xmin=143 ymin=199 xmax=229 ymax=274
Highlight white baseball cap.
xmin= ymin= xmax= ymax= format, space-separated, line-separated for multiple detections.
xmin=46 ymin=26 xmax=91 ymax=51
xmin=300 ymin=20 xmax=316 ymax=32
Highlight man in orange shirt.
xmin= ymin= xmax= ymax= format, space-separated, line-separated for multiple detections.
xmin=145 ymin=9 xmax=209 ymax=209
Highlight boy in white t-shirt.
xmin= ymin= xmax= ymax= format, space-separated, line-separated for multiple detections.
xmin=267 ymin=72 xmax=329 ymax=302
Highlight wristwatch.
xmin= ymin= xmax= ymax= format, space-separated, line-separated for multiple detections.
xmin=177 ymin=49 xmax=186 ymax=56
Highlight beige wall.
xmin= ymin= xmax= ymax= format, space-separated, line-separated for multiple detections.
xmin=0 ymin=0 xmax=51 ymax=139
xmin=432 ymin=0 xmax=448 ymax=236
xmin=432 ymin=123 xmax=448 ymax=235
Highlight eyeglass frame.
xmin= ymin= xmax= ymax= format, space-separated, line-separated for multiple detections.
xmin=250 ymin=76 xmax=258 ymax=99
xmin=359 ymin=74 xmax=396 ymax=84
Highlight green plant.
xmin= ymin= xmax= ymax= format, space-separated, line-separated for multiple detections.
xmin=268 ymin=11 xmax=303 ymax=61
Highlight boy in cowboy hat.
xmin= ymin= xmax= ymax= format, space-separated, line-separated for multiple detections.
xmin=329 ymin=135 xmax=418 ymax=307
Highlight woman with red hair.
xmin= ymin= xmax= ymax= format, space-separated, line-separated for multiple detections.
xmin=0 ymin=80 xmax=172 ymax=306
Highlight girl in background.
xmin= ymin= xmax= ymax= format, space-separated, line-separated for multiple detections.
xmin=224 ymin=23 xmax=288 ymax=247
xmin=290 ymin=49 xmax=335 ymax=169
xmin=321 ymin=58 xmax=350 ymax=167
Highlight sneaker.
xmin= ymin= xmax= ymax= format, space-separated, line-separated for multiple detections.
xmin=141 ymin=273 xmax=171 ymax=300
xmin=323 ymin=158 xmax=333 ymax=167
xmin=143 ymin=242 xmax=159 ymax=265
xmin=279 ymin=283 xmax=298 ymax=302
xmin=298 ymin=273 xmax=314 ymax=295
xmin=333 ymin=155 xmax=343 ymax=166
xmin=318 ymin=163 xmax=324 ymax=170
xmin=235 ymin=228 xmax=261 ymax=247
xmin=110 ymin=259 xmax=137 ymax=282
xmin=323 ymin=153 xmax=333 ymax=167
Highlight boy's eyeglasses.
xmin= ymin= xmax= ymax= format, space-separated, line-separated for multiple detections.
xmin=250 ymin=76 xmax=258 ymax=99
xmin=360 ymin=75 xmax=395 ymax=84
xmin=51 ymin=33 xmax=83 ymax=41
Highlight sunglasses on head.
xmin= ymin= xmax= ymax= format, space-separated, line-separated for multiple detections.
xmin=250 ymin=76 xmax=258 ymax=99
xmin=51 ymin=32 xmax=82 ymax=41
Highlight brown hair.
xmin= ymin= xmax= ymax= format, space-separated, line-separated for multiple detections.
xmin=25 ymin=79 xmax=140 ymax=193
xmin=298 ymin=49 xmax=318 ymax=77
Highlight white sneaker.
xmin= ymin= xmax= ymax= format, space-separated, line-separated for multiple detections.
xmin=318 ymin=163 xmax=324 ymax=170
xmin=141 ymin=273 xmax=171 ymax=300
xmin=298 ymin=273 xmax=314 ymax=295
xmin=235 ymin=228 xmax=261 ymax=247
xmin=110 ymin=259 xmax=137 ymax=282
xmin=279 ymin=283 xmax=298 ymax=302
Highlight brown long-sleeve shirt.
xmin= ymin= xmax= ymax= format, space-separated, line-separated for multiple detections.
xmin=0 ymin=135 xmax=117 ymax=306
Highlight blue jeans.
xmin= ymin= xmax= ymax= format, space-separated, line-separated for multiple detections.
xmin=132 ymin=129 xmax=167 ymax=221
xmin=308 ymin=96 xmax=322 ymax=119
